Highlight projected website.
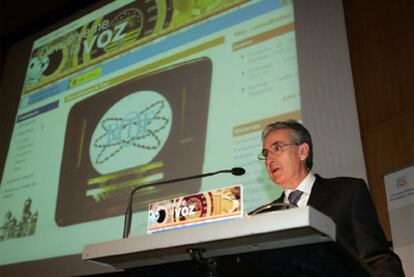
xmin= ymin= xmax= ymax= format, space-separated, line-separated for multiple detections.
xmin=0 ymin=0 xmax=300 ymax=265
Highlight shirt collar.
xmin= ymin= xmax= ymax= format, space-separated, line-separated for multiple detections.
xmin=285 ymin=172 xmax=315 ymax=196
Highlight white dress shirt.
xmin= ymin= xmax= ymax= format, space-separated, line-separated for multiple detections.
xmin=284 ymin=172 xmax=315 ymax=207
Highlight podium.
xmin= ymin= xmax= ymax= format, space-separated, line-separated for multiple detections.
xmin=82 ymin=207 xmax=374 ymax=276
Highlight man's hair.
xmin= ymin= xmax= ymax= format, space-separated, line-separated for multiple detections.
xmin=262 ymin=120 xmax=313 ymax=170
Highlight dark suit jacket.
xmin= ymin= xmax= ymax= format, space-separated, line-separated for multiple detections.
xmin=251 ymin=174 xmax=404 ymax=276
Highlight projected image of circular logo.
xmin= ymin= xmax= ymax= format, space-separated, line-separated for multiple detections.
xmin=90 ymin=91 xmax=172 ymax=175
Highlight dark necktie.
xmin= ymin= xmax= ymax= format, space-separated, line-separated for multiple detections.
xmin=288 ymin=190 xmax=303 ymax=207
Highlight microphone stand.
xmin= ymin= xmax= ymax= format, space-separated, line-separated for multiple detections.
xmin=122 ymin=168 xmax=244 ymax=238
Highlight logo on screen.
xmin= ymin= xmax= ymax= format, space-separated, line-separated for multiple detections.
xmin=90 ymin=90 xmax=172 ymax=174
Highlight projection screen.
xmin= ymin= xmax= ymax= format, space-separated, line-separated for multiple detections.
xmin=0 ymin=0 xmax=366 ymax=275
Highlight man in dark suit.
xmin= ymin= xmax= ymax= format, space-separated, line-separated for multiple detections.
xmin=252 ymin=120 xmax=404 ymax=276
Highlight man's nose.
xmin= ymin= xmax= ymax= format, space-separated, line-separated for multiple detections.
xmin=266 ymin=155 xmax=277 ymax=166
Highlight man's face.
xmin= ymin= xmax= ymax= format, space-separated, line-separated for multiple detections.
xmin=263 ymin=129 xmax=309 ymax=189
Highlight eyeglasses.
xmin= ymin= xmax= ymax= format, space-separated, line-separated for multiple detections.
xmin=258 ymin=142 xmax=299 ymax=160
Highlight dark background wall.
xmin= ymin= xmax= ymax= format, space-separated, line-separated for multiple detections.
xmin=343 ymin=0 xmax=414 ymax=239
xmin=0 ymin=0 xmax=413 ymax=243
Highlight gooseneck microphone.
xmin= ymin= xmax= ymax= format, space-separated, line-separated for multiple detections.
xmin=230 ymin=167 xmax=245 ymax=176
xmin=122 ymin=167 xmax=246 ymax=238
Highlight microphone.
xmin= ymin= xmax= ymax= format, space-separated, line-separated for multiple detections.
xmin=122 ymin=167 xmax=246 ymax=238
xmin=248 ymin=202 xmax=296 ymax=215
xmin=231 ymin=167 xmax=245 ymax=176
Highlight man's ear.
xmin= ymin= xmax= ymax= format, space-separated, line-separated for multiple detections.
xmin=299 ymin=143 xmax=310 ymax=161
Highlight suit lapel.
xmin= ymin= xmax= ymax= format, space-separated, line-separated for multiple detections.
xmin=308 ymin=175 xmax=329 ymax=211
